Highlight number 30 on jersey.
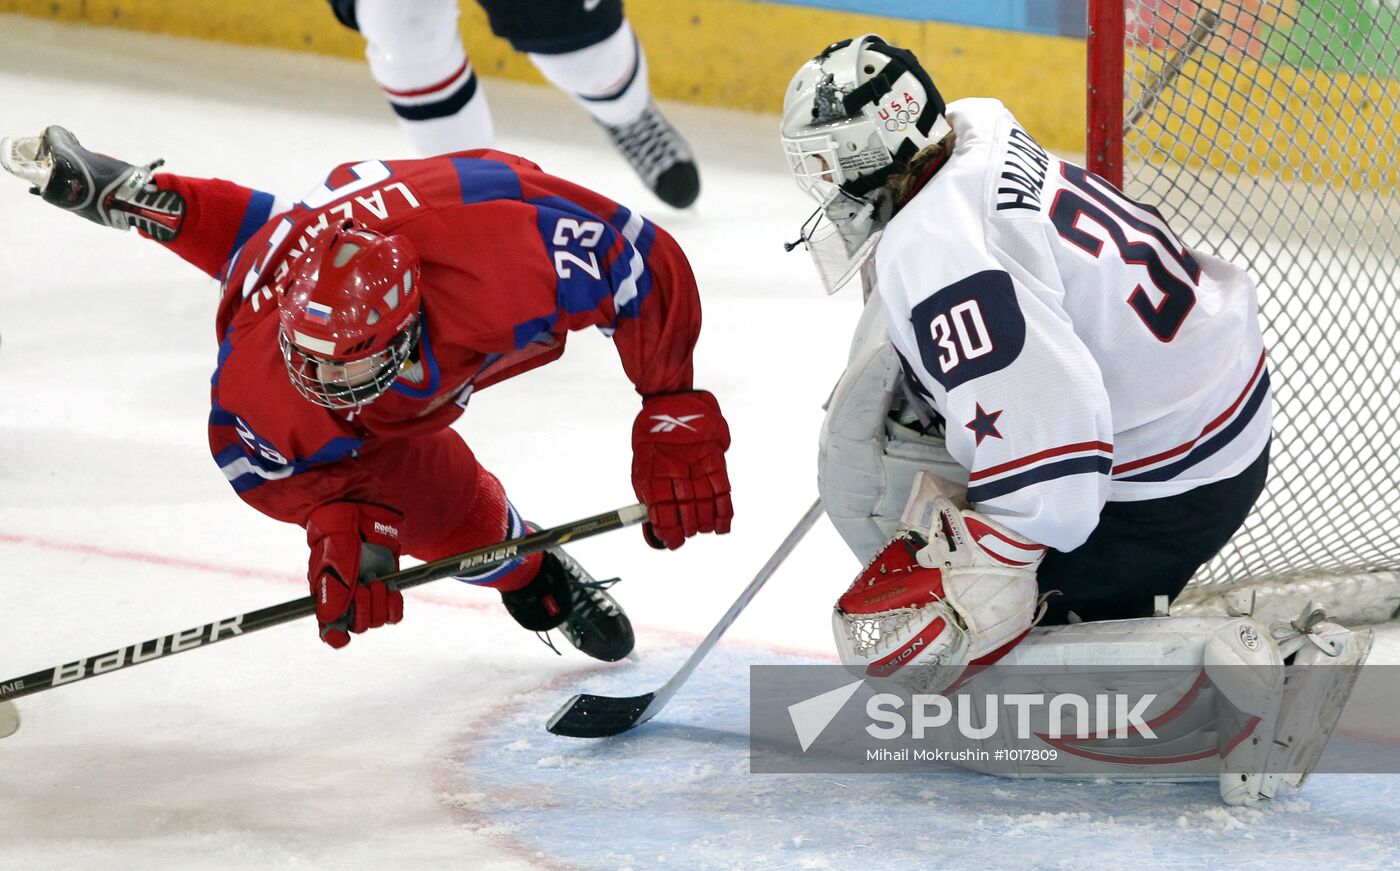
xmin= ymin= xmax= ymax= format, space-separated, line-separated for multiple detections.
xmin=910 ymin=270 xmax=1027 ymax=391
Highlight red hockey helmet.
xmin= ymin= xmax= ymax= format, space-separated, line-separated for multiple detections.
xmin=277 ymin=220 xmax=422 ymax=410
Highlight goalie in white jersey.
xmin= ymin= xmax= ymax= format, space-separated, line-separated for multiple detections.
xmin=785 ymin=33 xmax=1271 ymax=635
xmin=781 ymin=36 xmax=1370 ymax=804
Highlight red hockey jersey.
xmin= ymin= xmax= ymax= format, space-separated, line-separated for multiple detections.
xmin=158 ymin=150 xmax=702 ymax=526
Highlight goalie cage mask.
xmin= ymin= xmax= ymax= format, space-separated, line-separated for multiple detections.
xmin=278 ymin=220 xmax=423 ymax=410
xmin=780 ymin=34 xmax=951 ymax=293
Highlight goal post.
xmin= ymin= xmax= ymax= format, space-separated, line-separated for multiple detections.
xmin=1086 ymin=0 xmax=1400 ymax=623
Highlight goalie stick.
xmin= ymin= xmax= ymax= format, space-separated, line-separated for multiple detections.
xmin=0 ymin=503 xmax=647 ymax=738
xmin=547 ymin=498 xmax=824 ymax=738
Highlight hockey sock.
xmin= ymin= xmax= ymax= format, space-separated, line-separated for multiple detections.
xmin=428 ymin=466 xmax=542 ymax=592
xmin=358 ymin=0 xmax=495 ymax=154
xmin=528 ymin=20 xmax=650 ymax=127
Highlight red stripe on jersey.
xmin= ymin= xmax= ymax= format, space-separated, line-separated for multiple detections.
xmin=1113 ymin=351 xmax=1267 ymax=474
xmin=968 ymin=441 xmax=1114 ymax=482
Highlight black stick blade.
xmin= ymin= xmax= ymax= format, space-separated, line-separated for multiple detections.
xmin=546 ymin=691 xmax=656 ymax=738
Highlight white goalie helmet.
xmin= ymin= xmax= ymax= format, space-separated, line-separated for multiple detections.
xmin=780 ymin=35 xmax=951 ymax=293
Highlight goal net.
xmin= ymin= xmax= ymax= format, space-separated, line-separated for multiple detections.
xmin=1087 ymin=0 xmax=1400 ymax=623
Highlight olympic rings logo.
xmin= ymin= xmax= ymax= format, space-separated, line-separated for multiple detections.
xmin=879 ymin=99 xmax=922 ymax=132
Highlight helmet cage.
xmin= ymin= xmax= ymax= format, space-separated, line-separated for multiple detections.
xmin=781 ymin=117 xmax=895 ymax=207
xmin=280 ymin=312 xmax=420 ymax=410
xmin=780 ymin=34 xmax=950 ymax=293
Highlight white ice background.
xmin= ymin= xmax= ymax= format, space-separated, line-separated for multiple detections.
xmin=2 ymin=17 xmax=1399 ymax=870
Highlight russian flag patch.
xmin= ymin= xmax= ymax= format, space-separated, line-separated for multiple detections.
xmin=306 ymin=301 xmax=333 ymax=324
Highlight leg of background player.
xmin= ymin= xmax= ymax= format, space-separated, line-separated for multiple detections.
xmin=336 ymin=0 xmax=497 ymax=155
xmin=1036 ymin=442 xmax=1271 ymax=624
xmin=527 ymin=20 xmax=649 ymax=129
xmin=478 ymin=0 xmax=700 ymax=208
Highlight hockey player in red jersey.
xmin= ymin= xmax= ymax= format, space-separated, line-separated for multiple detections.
xmin=1 ymin=126 xmax=732 ymax=658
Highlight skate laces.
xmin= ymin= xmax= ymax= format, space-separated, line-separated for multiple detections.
xmin=568 ymin=576 xmax=623 ymax=617
xmin=602 ymin=104 xmax=690 ymax=186
xmin=534 ymin=576 xmax=623 ymax=656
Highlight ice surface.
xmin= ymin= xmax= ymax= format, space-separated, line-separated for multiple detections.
xmin=1 ymin=16 xmax=1397 ymax=870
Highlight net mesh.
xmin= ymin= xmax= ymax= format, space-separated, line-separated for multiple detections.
xmin=1114 ymin=0 xmax=1400 ymax=622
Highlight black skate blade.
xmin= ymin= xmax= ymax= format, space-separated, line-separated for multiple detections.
xmin=546 ymin=691 xmax=656 ymax=738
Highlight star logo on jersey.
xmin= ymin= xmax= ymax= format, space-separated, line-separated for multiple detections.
xmin=649 ymin=414 xmax=703 ymax=434
xmin=965 ymin=403 xmax=1004 ymax=445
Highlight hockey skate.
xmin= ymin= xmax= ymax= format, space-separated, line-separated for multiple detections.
xmin=0 ymin=125 xmax=183 ymax=241
xmin=598 ymin=99 xmax=700 ymax=209
xmin=500 ymin=549 xmax=635 ymax=662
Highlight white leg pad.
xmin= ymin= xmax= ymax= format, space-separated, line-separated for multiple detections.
xmin=1271 ymin=621 xmax=1374 ymax=789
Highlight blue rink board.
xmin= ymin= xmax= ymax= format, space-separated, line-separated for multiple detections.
xmin=760 ymin=0 xmax=1089 ymax=38
xmin=461 ymin=645 xmax=1400 ymax=871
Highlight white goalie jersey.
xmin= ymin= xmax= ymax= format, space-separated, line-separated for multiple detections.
xmin=876 ymin=98 xmax=1272 ymax=551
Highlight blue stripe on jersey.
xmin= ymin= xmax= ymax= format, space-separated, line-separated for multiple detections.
xmin=211 ymin=333 xmax=235 ymax=387
xmin=229 ymin=190 xmax=277 ymax=263
xmin=452 ymin=157 xmax=523 ymax=205
xmin=392 ymin=70 xmax=480 ymax=122
xmin=530 ymin=196 xmax=624 ymax=314
xmin=967 ymin=455 xmax=1113 ymax=504
xmin=389 ymin=316 xmax=441 ymax=398
xmin=214 ymin=430 xmax=362 ymax=494
xmin=1118 ymin=370 xmax=1272 ymax=484
xmin=513 ymin=314 xmax=558 ymax=349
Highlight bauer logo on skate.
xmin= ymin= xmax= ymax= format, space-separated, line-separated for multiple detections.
xmin=50 ymin=617 xmax=246 ymax=686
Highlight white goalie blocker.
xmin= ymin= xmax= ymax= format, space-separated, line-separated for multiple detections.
xmin=817 ymin=285 xmax=967 ymax=564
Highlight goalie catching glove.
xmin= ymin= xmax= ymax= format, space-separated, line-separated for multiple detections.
xmin=306 ymin=502 xmax=404 ymax=649
xmin=833 ymin=479 xmax=1045 ymax=693
xmin=631 ymin=389 xmax=733 ymax=550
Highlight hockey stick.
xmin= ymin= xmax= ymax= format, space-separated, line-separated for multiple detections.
xmin=0 ymin=503 xmax=648 ymax=735
xmin=547 ymin=498 xmax=824 ymax=738
xmin=1124 ymin=7 xmax=1221 ymax=134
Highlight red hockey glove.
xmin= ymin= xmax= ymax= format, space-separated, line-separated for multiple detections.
xmin=631 ymin=390 xmax=733 ymax=550
xmin=305 ymin=502 xmax=404 ymax=649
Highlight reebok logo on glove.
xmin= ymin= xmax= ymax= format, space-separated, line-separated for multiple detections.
xmin=649 ymin=413 xmax=704 ymax=433
xmin=373 ymin=521 xmax=399 ymax=538
xmin=631 ymin=390 xmax=733 ymax=550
